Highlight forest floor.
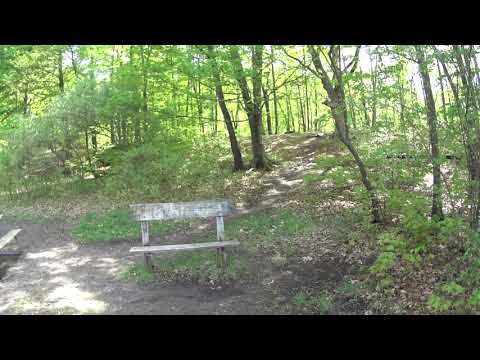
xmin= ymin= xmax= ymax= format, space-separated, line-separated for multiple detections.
xmin=0 ymin=133 xmax=397 ymax=314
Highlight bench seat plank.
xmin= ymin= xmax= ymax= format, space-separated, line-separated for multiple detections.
xmin=0 ymin=229 xmax=22 ymax=250
xmin=130 ymin=240 xmax=240 ymax=253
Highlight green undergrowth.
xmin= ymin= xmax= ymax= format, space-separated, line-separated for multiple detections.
xmin=122 ymin=251 xmax=251 ymax=286
xmin=267 ymin=288 xmax=334 ymax=315
xmin=291 ymin=289 xmax=334 ymax=314
xmin=122 ymin=208 xmax=317 ymax=286
xmin=221 ymin=208 xmax=316 ymax=247
xmin=427 ymin=232 xmax=480 ymax=314
xmin=71 ymin=208 xmax=184 ymax=243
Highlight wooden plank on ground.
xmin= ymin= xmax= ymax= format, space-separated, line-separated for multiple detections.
xmin=0 ymin=251 xmax=22 ymax=257
xmin=0 ymin=229 xmax=22 ymax=250
xmin=129 ymin=240 xmax=240 ymax=253
xmin=130 ymin=200 xmax=234 ymax=221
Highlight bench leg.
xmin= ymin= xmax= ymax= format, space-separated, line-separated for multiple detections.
xmin=216 ymin=214 xmax=226 ymax=269
xmin=141 ymin=221 xmax=153 ymax=272
xmin=144 ymin=254 xmax=153 ymax=272
xmin=216 ymin=247 xmax=226 ymax=269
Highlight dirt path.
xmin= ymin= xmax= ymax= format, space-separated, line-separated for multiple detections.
xmin=0 ymin=219 xmax=268 ymax=314
xmin=0 ymin=133 xmax=365 ymax=315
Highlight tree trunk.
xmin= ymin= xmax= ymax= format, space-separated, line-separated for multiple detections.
xmin=452 ymin=45 xmax=480 ymax=230
xmin=206 ymin=46 xmax=244 ymax=171
xmin=22 ymin=86 xmax=28 ymax=115
xmin=58 ymin=49 xmax=65 ymax=95
xmin=297 ymin=83 xmax=306 ymax=132
xmin=370 ymin=51 xmax=378 ymax=128
xmin=415 ymin=46 xmax=444 ymax=220
xmin=270 ymin=46 xmax=279 ymax=134
xmin=435 ymin=46 xmax=480 ymax=229
xmin=308 ymin=45 xmax=382 ymax=223
xmin=436 ymin=59 xmax=448 ymax=125
xmin=263 ymin=86 xmax=273 ymax=135
xmin=286 ymin=89 xmax=293 ymax=132
xmin=303 ymin=66 xmax=311 ymax=131
xmin=359 ymin=72 xmax=371 ymax=127
xmin=140 ymin=45 xmax=151 ymax=141
xmin=229 ymin=45 xmax=271 ymax=170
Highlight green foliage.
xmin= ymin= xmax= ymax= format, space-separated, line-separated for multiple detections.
xmin=292 ymin=290 xmax=333 ymax=314
xmin=428 ymin=294 xmax=453 ymax=313
xmin=441 ymin=282 xmax=465 ymax=295
xmin=468 ymin=289 xmax=480 ymax=306
xmin=153 ymin=251 xmax=250 ymax=286
xmin=121 ymin=262 xmax=156 ymax=284
xmin=71 ymin=208 xmax=178 ymax=243
xmin=370 ymin=251 xmax=397 ymax=274
xmin=223 ymin=209 xmax=316 ymax=247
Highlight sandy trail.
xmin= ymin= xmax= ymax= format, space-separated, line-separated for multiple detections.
xmin=0 ymin=133 xmax=339 ymax=315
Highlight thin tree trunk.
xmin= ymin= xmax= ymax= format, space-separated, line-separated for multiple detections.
xmin=270 ymin=46 xmax=279 ymax=134
xmin=370 ymin=51 xmax=378 ymax=127
xmin=263 ymin=86 xmax=273 ymax=135
xmin=436 ymin=59 xmax=448 ymax=125
xmin=203 ymin=46 xmax=243 ymax=168
xmin=58 ymin=49 xmax=65 ymax=96
xmin=297 ymin=83 xmax=306 ymax=132
xmin=140 ymin=45 xmax=151 ymax=141
xmin=22 ymin=86 xmax=28 ymax=115
xmin=286 ymin=89 xmax=293 ymax=132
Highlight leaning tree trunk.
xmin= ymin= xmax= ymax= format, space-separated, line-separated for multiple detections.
xmin=206 ymin=45 xmax=245 ymax=171
xmin=333 ymin=107 xmax=382 ymax=223
xmin=307 ymin=45 xmax=382 ymax=223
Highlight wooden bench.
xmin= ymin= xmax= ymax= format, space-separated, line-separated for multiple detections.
xmin=129 ymin=200 xmax=239 ymax=271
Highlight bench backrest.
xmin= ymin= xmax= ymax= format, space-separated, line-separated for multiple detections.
xmin=130 ymin=200 xmax=234 ymax=221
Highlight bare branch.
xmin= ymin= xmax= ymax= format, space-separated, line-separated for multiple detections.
xmin=280 ymin=46 xmax=320 ymax=78
xmin=345 ymin=45 xmax=361 ymax=73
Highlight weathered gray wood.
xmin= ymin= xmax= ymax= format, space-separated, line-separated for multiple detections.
xmin=130 ymin=241 xmax=240 ymax=253
xmin=0 ymin=251 xmax=22 ymax=257
xmin=216 ymin=214 xmax=226 ymax=268
xmin=130 ymin=200 xmax=234 ymax=221
xmin=140 ymin=221 xmax=153 ymax=271
xmin=0 ymin=229 xmax=21 ymax=250
xmin=216 ymin=215 xmax=225 ymax=242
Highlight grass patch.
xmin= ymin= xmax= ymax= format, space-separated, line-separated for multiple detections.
xmin=122 ymin=251 xmax=251 ymax=286
xmin=0 ymin=208 xmax=62 ymax=223
xmin=336 ymin=280 xmax=364 ymax=297
xmin=292 ymin=289 xmax=334 ymax=314
xmin=222 ymin=209 xmax=316 ymax=247
xmin=156 ymin=251 xmax=250 ymax=286
xmin=121 ymin=262 xmax=156 ymax=284
xmin=71 ymin=208 xmax=182 ymax=243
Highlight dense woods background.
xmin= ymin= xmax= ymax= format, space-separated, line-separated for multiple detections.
xmin=2 ymin=45 xmax=480 ymax=313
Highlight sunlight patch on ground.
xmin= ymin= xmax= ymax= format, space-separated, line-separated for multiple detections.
xmin=265 ymin=188 xmax=283 ymax=196
xmin=25 ymin=244 xmax=78 ymax=260
xmin=0 ymin=289 xmax=46 ymax=314
xmin=46 ymin=276 xmax=107 ymax=314
xmin=278 ymin=178 xmax=303 ymax=188
xmin=422 ymin=173 xmax=433 ymax=188
xmin=314 ymin=199 xmax=356 ymax=210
